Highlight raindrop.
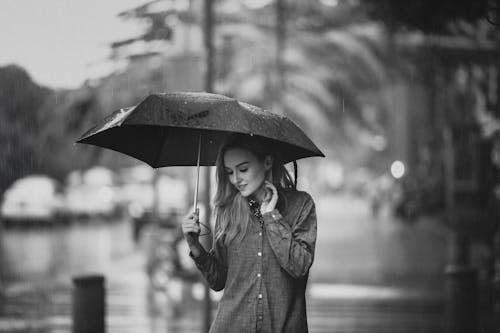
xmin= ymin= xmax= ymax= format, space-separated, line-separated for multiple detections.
xmin=342 ymin=99 xmax=345 ymax=113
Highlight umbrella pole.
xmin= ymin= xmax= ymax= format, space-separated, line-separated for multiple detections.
xmin=193 ymin=133 xmax=202 ymax=214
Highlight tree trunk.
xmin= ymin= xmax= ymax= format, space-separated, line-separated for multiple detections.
xmin=274 ymin=0 xmax=286 ymax=115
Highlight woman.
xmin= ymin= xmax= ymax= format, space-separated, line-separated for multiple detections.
xmin=182 ymin=133 xmax=317 ymax=333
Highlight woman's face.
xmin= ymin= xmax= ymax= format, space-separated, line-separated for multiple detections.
xmin=224 ymin=148 xmax=270 ymax=198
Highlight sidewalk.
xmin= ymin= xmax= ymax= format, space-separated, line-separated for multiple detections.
xmin=0 ymin=250 xmax=197 ymax=333
xmin=0 ymin=249 xmax=445 ymax=333
xmin=0 ymin=193 xmax=449 ymax=332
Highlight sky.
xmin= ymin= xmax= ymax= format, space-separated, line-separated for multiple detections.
xmin=0 ymin=0 xmax=149 ymax=89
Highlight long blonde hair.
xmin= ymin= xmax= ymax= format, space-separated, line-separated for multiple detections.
xmin=213 ymin=133 xmax=295 ymax=246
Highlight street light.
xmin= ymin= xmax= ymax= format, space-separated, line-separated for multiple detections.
xmin=390 ymin=160 xmax=405 ymax=179
xmin=319 ymin=0 xmax=339 ymax=7
xmin=241 ymin=0 xmax=273 ymax=9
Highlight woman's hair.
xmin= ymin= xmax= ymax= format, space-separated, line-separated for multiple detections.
xmin=213 ymin=133 xmax=295 ymax=246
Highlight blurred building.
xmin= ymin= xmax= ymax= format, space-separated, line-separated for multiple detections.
xmin=383 ymin=33 xmax=500 ymax=331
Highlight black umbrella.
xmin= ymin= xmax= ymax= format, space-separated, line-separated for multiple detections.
xmin=77 ymin=92 xmax=325 ymax=209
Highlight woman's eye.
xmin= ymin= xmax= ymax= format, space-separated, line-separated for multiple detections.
xmin=239 ymin=168 xmax=248 ymax=172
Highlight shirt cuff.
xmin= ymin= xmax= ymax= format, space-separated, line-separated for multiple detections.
xmin=262 ymin=209 xmax=283 ymax=224
xmin=189 ymin=248 xmax=209 ymax=264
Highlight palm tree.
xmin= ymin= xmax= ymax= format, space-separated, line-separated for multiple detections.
xmin=215 ymin=1 xmax=398 ymax=161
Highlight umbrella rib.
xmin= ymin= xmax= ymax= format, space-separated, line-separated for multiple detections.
xmin=153 ymin=127 xmax=170 ymax=167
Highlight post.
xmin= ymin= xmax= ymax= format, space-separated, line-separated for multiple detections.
xmin=274 ymin=0 xmax=286 ymax=115
xmin=445 ymin=264 xmax=478 ymax=333
xmin=0 ymin=214 xmax=5 ymax=298
xmin=72 ymin=275 xmax=106 ymax=333
xmin=202 ymin=0 xmax=215 ymax=332
xmin=443 ymin=127 xmax=479 ymax=333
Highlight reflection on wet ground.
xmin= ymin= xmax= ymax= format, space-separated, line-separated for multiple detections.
xmin=0 ymin=194 xmax=446 ymax=332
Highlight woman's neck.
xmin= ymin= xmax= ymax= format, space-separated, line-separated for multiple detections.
xmin=251 ymin=183 xmax=267 ymax=204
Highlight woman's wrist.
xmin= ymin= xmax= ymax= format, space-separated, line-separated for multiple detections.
xmin=261 ymin=206 xmax=277 ymax=215
xmin=263 ymin=209 xmax=282 ymax=221
xmin=189 ymin=241 xmax=204 ymax=258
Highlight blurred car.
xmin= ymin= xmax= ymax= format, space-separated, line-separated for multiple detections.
xmin=63 ymin=183 xmax=117 ymax=218
xmin=0 ymin=175 xmax=63 ymax=225
xmin=118 ymin=173 xmax=189 ymax=241
xmin=63 ymin=168 xmax=118 ymax=218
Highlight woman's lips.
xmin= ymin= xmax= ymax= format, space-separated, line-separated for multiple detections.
xmin=238 ymin=184 xmax=247 ymax=191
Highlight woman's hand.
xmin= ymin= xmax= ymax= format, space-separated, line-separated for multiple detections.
xmin=260 ymin=180 xmax=278 ymax=215
xmin=182 ymin=210 xmax=203 ymax=256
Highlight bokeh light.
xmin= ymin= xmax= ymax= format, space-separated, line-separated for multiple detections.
xmin=390 ymin=160 xmax=405 ymax=179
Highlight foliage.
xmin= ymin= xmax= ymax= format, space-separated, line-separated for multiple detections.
xmin=0 ymin=65 xmax=56 ymax=193
xmin=361 ymin=0 xmax=493 ymax=34
xmin=213 ymin=1 xmax=401 ymax=167
xmin=0 ymin=65 xmax=109 ymax=198
xmin=110 ymin=0 xmax=184 ymax=60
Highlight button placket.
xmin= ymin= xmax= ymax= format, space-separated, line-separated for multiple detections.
xmin=257 ymin=217 xmax=264 ymax=327
xmin=248 ymin=198 xmax=265 ymax=329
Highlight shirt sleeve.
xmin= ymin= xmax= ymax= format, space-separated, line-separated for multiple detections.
xmin=189 ymin=238 xmax=228 ymax=291
xmin=262 ymin=193 xmax=317 ymax=279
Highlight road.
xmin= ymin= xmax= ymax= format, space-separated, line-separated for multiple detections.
xmin=0 ymin=193 xmax=448 ymax=332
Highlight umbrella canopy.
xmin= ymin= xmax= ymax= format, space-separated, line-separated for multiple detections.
xmin=77 ymin=92 xmax=324 ymax=167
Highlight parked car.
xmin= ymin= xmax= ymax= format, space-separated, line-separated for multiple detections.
xmin=0 ymin=175 xmax=63 ymax=225
xmin=63 ymin=168 xmax=118 ymax=219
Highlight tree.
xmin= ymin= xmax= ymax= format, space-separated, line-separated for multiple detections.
xmin=0 ymin=65 xmax=110 ymax=198
xmin=0 ymin=65 xmax=55 ymax=195
xmin=98 ymin=0 xmax=403 ymax=171
xmin=361 ymin=0 xmax=494 ymax=34
xmin=214 ymin=0 xmax=398 ymax=168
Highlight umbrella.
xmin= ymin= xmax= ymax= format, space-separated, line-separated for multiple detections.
xmin=76 ymin=92 xmax=325 ymax=209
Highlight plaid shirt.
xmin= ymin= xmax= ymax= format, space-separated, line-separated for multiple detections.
xmin=191 ymin=189 xmax=317 ymax=333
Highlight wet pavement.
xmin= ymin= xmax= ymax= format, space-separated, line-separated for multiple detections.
xmin=0 ymin=193 xmax=447 ymax=332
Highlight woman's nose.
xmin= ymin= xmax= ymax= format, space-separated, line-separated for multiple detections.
xmin=229 ymin=173 xmax=237 ymax=185
xmin=232 ymin=171 xmax=242 ymax=184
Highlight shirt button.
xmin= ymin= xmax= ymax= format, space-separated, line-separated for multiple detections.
xmin=257 ymin=252 xmax=262 ymax=256
xmin=257 ymin=273 xmax=261 ymax=278
xmin=258 ymin=294 xmax=262 ymax=299
xmin=259 ymin=232 xmax=262 ymax=236
xmin=258 ymin=316 xmax=263 ymax=320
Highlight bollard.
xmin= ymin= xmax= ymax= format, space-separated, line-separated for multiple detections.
xmin=444 ymin=265 xmax=478 ymax=333
xmin=72 ymin=275 xmax=105 ymax=333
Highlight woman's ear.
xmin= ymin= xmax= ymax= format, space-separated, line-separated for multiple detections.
xmin=266 ymin=169 xmax=273 ymax=182
xmin=264 ymin=155 xmax=274 ymax=171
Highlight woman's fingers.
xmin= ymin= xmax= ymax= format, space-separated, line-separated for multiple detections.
xmin=183 ymin=218 xmax=199 ymax=228
xmin=183 ymin=224 xmax=200 ymax=234
xmin=267 ymin=180 xmax=278 ymax=193
xmin=264 ymin=181 xmax=278 ymax=200
xmin=261 ymin=181 xmax=279 ymax=215
xmin=186 ymin=211 xmax=199 ymax=221
xmin=263 ymin=187 xmax=272 ymax=201
xmin=182 ymin=211 xmax=201 ymax=235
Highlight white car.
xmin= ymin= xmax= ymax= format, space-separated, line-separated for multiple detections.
xmin=1 ymin=175 xmax=63 ymax=223
xmin=63 ymin=167 xmax=119 ymax=218
xmin=64 ymin=183 xmax=117 ymax=217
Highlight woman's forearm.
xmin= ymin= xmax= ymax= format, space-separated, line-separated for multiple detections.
xmin=188 ymin=239 xmax=204 ymax=258
xmin=262 ymin=196 xmax=317 ymax=279
xmin=190 ymin=243 xmax=228 ymax=291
